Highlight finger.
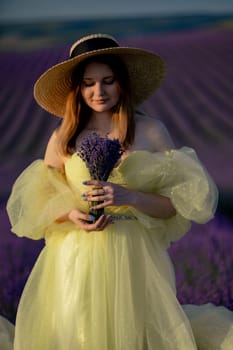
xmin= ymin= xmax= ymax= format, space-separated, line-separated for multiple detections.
xmin=79 ymin=215 xmax=113 ymax=232
xmin=83 ymin=188 xmax=110 ymax=203
xmin=94 ymin=215 xmax=110 ymax=230
xmin=78 ymin=212 xmax=96 ymax=222
xmin=76 ymin=216 xmax=103 ymax=231
xmin=69 ymin=210 xmax=96 ymax=224
xmin=77 ymin=221 xmax=97 ymax=232
xmin=85 ymin=188 xmax=106 ymax=197
xmin=90 ymin=202 xmax=104 ymax=210
xmin=90 ymin=199 xmax=112 ymax=210
xmin=83 ymin=180 xmax=105 ymax=187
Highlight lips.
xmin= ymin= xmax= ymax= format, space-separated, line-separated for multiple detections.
xmin=94 ymin=99 xmax=107 ymax=103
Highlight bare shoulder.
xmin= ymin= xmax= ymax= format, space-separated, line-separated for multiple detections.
xmin=135 ymin=112 xmax=174 ymax=151
xmin=136 ymin=113 xmax=166 ymax=131
xmin=44 ymin=129 xmax=64 ymax=170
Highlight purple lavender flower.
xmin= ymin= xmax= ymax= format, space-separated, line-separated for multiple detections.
xmin=168 ymin=217 xmax=233 ymax=310
xmin=77 ymin=132 xmax=123 ymax=220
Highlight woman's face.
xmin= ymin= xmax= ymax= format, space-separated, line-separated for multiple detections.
xmin=80 ymin=61 xmax=120 ymax=113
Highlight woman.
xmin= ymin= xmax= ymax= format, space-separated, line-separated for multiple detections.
xmin=4 ymin=34 xmax=232 ymax=349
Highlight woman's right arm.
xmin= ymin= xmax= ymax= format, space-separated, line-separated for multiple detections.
xmin=44 ymin=129 xmax=64 ymax=170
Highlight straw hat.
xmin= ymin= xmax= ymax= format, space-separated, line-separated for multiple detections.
xmin=34 ymin=33 xmax=166 ymax=117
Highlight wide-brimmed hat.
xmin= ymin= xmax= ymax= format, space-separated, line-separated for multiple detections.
xmin=34 ymin=33 xmax=166 ymax=117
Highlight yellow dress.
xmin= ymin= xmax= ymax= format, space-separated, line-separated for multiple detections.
xmin=4 ymin=148 xmax=232 ymax=350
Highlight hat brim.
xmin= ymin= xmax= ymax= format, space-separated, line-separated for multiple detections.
xmin=34 ymin=47 xmax=166 ymax=117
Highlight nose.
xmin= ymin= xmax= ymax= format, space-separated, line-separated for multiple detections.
xmin=95 ymin=82 xmax=105 ymax=97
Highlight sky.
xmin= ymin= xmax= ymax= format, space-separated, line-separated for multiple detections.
xmin=1 ymin=0 xmax=233 ymax=22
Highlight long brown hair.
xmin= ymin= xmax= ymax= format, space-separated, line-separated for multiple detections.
xmin=57 ymin=54 xmax=135 ymax=156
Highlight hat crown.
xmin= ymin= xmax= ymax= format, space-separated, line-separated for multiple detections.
xmin=69 ymin=34 xmax=119 ymax=58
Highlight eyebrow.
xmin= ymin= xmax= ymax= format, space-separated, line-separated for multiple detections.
xmin=82 ymin=75 xmax=114 ymax=80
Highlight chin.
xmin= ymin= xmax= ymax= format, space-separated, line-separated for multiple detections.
xmin=93 ymin=106 xmax=111 ymax=113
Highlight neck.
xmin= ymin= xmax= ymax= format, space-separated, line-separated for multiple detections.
xmin=87 ymin=111 xmax=113 ymax=135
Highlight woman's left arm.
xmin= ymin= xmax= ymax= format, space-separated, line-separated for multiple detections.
xmin=128 ymin=190 xmax=176 ymax=218
xmin=82 ymin=181 xmax=176 ymax=219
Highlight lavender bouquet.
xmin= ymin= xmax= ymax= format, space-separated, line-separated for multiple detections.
xmin=77 ymin=132 xmax=123 ymax=221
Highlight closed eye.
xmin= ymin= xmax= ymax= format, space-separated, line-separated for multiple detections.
xmin=104 ymin=77 xmax=115 ymax=85
xmin=82 ymin=80 xmax=94 ymax=87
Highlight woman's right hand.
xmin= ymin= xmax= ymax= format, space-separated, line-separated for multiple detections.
xmin=68 ymin=209 xmax=112 ymax=232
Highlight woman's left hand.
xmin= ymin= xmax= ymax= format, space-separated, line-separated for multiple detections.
xmin=82 ymin=180 xmax=134 ymax=210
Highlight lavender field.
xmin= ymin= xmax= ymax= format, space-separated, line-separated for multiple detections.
xmin=0 ymin=15 xmax=233 ymax=323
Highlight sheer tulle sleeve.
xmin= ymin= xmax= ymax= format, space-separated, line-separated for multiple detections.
xmin=119 ymin=147 xmax=218 ymax=247
xmin=159 ymin=147 xmax=218 ymax=224
xmin=6 ymin=160 xmax=79 ymax=240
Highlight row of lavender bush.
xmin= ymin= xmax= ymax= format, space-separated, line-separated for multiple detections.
xmin=169 ymin=215 xmax=233 ymax=310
